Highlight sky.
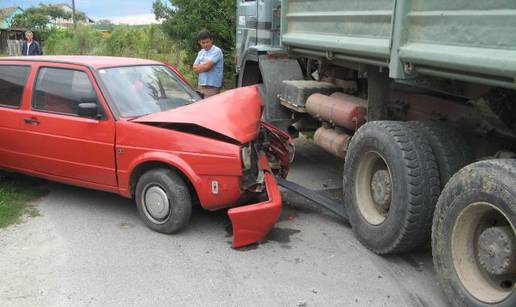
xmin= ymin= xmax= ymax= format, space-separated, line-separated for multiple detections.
xmin=1 ymin=0 xmax=160 ymax=25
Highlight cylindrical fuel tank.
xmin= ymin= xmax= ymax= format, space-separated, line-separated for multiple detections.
xmin=306 ymin=93 xmax=367 ymax=131
xmin=330 ymin=92 xmax=368 ymax=108
xmin=314 ymin=127 xmax=352 ymax=159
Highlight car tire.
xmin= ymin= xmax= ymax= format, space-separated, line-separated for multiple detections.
xmin=343 ymin=121 xmax=441 ymax=254
xmin=432 ymin=159 xmax=516 ymax=307
xmin=408 ymin=121 xmax=474 ymax=188
xmin=0 ymin=170 xmax=7 ymax=181
xmin=135 ymin=168 xmax=192 ymax=234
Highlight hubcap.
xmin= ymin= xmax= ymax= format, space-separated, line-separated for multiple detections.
xmin=142 ymin=185 xmax=171 ymax=224
xmin=452 ymin=202 xmax=516 ymax=303
xmin=356 ymin=151 xmax=393 ymax=225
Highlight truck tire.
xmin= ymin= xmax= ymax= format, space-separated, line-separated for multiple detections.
xmin=409 ymin=121 xmax=474 ymax=188
xmin=343 ymin=121 xmax=441 ymax=254
xmin=432 ymin=160 xmax=516 ymax=307
xmin=135 ymin=168 xmax=192 ymax=234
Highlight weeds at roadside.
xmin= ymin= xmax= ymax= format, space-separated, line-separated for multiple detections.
xmin=0 ymin=174 xmax=48 ymax=229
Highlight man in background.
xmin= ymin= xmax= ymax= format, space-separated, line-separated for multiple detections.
xmin=193 ymin=29 xmax=223 ymax=98
xmin=21 ymin=31 xmax=43 ymax=56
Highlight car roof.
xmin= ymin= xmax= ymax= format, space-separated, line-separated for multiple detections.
xmin=0 ymin=55 xmax=163 ymax=69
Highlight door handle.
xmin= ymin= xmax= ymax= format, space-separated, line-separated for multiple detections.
xmin=23 ymin=117 xmax=40 ymax=125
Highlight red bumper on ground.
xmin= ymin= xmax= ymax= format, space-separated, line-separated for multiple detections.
xmin=228 ymin=170 xmax=282 ymax=248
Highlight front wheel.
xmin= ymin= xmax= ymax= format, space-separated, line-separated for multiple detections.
xmin=432 ymin=159 xmax=516 ymax=307
xmin=135 ymin=169 xmax=192 ymax=234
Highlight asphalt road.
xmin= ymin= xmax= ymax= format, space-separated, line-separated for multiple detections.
xmin=0 ymin=137 xmax=449 ymax=307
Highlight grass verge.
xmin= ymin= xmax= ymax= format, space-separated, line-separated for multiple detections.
xmin=0 ymin=174 xmax=48 ymax=229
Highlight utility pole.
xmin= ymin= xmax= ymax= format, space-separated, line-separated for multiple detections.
xmin=72 ymin=0 xmax=76 ymax=29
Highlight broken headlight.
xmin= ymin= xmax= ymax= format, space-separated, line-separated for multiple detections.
xmin=241 ymin=144 xmax=252 ymax=171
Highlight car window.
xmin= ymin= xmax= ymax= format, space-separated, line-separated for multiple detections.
xmin=0 ymin=65 xmax=31 ymax=108
xmin=32 ymin=67 xmax=97 ymax=116
xmin=98 ymin=65 xmax=200 ymax=118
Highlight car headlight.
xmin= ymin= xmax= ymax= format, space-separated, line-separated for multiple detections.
xmin=241 ymin=144 xmax=252 ymax=171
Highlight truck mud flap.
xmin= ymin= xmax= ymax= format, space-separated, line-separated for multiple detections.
xmin=258 ymin=55 xmax=303 ymax=130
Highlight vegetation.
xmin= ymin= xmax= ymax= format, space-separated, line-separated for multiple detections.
xmin=44 ymin=26 xmax=101 ymax=55
xmin=12 ymin=3 xmax=86 ymax=30
xmin=153 ymin=0 xmax=236 ymax=88
xmin=0 ymin=175 xmax=47 ymax=229
xmin=94 ymin=19 xmax=115 ymax=31
xmin=44 ymin=24 xmax=197 ymax=85
xmin=14 ymin=1 xmax=237 ymax=87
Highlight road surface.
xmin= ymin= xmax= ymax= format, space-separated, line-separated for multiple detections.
xmin=0 ymin=137 xmax=449 ymax=306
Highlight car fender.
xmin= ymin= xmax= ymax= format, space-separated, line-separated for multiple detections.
xmin=123 ymin=151 xmax=202 ymax=198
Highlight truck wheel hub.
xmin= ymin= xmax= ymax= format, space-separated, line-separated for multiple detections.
xmin=370 ymin=170 xmax=392 ymax=209
xmin=478 ymin=226 xmax=516 ymax=275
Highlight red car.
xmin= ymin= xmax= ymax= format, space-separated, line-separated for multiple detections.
xmin=0 ymin=56 xmax=293 ymax=247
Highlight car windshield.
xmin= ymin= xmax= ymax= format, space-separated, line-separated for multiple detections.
xmin=98 ymin=65 xmax=200 ymax=118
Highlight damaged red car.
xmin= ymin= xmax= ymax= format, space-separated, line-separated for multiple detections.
xmin=0 ymin=56 xmax=293 ymax=247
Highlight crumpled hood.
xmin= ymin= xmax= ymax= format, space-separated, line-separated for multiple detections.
xmin=134 ymin=86 xmax=262 ymax=144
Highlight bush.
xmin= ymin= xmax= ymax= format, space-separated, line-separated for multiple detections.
xmin=45 ymin=26 xmax=101 ymax=55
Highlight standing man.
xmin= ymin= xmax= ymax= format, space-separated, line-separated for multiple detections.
xmin=21 ymin=31 xmax=43 ymax=56
xmin=193 ymin=30 xmax=223 ymax=98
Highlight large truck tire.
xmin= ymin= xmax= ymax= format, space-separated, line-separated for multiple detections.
xmin=409 ymin=121 xmax=474 ymax=188
xmin=343 ymin=121 xmax=441 ymax=254
xmin=432 ymin=159 xmax=516 ymax=307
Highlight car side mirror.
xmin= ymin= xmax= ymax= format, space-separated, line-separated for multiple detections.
xmin=78 ymin=102 xmax=100 ymax=119
xmin=196 ymin=91 xmax=205 ymax=99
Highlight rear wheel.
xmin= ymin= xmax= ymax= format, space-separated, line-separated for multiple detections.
xmin=408 ymin=121 xmax=474 ymax=188
xmin=432 ymin=159 xmax=516 ymax=307
xmin=343 ymin=121 xmax=441 ymax=254
xmin=135 ymin=169 xmax=192 ymax=234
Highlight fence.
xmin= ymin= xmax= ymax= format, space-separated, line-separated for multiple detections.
xmin=6 ymin=39 xmax=22 ymax=55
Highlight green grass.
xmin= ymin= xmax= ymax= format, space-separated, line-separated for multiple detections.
xmin=0 ymin=175 xmax=48 ymax=228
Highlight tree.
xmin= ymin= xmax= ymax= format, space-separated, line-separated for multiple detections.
xmin=39 ymin=4 xmax=72 ymax=22
xmin=12 ymin=4 xmax=86 ymax=30
xmin=153 ymin=0 xmax=236 ymax=87
xmin=11 ymin=8 xmax=50 ymax=30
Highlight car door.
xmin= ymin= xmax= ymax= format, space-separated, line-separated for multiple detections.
xmin=0 ymin=63 xmax=33 ymax=172
xmin=22 ymin=63 xmax=118 ymax=190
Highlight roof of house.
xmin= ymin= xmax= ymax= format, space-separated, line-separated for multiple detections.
xmin=0 ymin=55 xmax=162 ymax=69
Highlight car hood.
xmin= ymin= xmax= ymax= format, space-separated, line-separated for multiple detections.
xmin=133 ymin=86 xmax=262 ymax=144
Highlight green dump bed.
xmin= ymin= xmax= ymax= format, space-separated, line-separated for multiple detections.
xmin=281 ymin=0 xmax=516 ymax=89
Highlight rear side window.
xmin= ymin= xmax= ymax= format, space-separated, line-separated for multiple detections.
xmin=0 ymin=65 xmax=31 ymax=108
xmin=32 ymin=67 xmax=97 ymax=116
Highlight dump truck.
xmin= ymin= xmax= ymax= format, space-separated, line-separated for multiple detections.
xmin=236 ymin=1 xmax=516 ymax=306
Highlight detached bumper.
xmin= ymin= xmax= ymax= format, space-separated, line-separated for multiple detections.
xmin=228 ymin=156 xmax=282 ymax=248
